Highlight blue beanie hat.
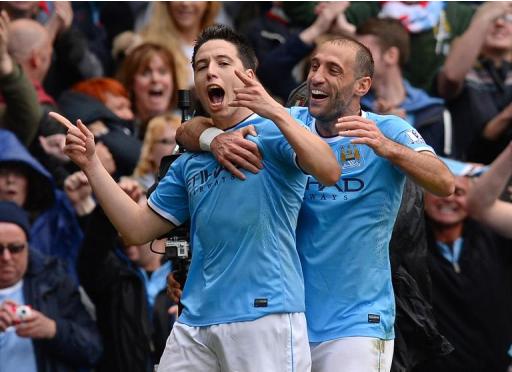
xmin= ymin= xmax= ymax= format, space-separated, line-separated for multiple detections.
xmin=0 ymin=201 xmax=30 ymax=239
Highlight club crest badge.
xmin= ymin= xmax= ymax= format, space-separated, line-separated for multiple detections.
xmin=339 ymin=144 xmax=363 ymax=170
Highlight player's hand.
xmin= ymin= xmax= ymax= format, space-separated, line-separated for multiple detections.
xmin=229 ymin=70 xmax=284 ymax=121
xmin=50 ymin=112 xmax=99 ymax=172
xmin=211 ymin=125 xmax=262 ymax=180
xmin=336 ymin=115 xmax=395 ymax=158
xmin=166 ymin=272 xmax=182 ymax=304
xmin=15 ymin=309 xmax=56 ymax=339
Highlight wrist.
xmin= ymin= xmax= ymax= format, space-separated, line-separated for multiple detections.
xmin=0 ymin=56 xmax=13 ymax=77
xmin=83 ymin=155 xmax=102 ymax=176
xmin=199 ymin=127 xmax=224 ymax=152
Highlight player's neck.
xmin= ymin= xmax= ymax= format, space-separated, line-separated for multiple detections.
xmin=211 ymin=107 xmax=254 ymax=130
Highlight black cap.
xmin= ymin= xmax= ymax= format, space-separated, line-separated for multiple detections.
xmin=0 ymin=201 xmax=30 ymax=239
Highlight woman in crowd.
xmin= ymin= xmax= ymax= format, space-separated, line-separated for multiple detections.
xmin=132 ymin=113 xmax=181 ymax=191
xmin=116 ymin=42 xmax=179 ymax=139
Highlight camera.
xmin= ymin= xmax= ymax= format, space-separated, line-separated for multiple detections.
xmin=146 ymin=90 xmax=194 ymax=314
xmin=6 ymin=304 xmax=32 ymax=324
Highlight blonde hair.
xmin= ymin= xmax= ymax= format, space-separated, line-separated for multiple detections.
xmin=133 ymin=114 xmax=182 ymax=177
xmin=140 ymin=1 xmax=221 ymax=89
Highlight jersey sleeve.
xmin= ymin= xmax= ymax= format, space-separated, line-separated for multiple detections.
xmin=257 ymin=109 xmax=310 ymax=171
xmin=381 ymin=115 xmax=436 ymax=154
xmin=147 ymin=159 xmax=190 ymax=226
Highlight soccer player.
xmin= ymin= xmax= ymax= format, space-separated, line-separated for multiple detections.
xmin=177 ymin=37 xmax=454 ymax=372
xmin=51 ymin=25 xmax=339 ymax=372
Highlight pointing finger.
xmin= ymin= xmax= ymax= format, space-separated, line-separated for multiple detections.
xmin=49 ymin=112 xmax=74 ymax=131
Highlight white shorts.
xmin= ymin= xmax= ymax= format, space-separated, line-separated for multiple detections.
xmin=310 ymin=337 xmax=394 ymax=372
xmin=157 ymin=312 xmax=311 ymax=372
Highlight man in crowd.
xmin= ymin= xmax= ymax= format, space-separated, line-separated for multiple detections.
xmin=175 ymin=36 xmax=454 ymax=372
xmin=0 ymin=200 xmax=102 ymax=371
xmin=416 ymin=158 xmax=512 ymax=371
xmin=51 ymin=24 xmax=339 ymax=372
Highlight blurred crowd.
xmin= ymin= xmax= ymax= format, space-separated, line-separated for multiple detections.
xmin=0 ymin=1 xmax=511 ymax=372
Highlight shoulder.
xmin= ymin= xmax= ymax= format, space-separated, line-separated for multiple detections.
xmin=366 ymin=111 xmax=412 ymax=132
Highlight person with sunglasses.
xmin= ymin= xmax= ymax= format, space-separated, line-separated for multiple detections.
xmin=0 ymin=200 xmax=102 ymax=372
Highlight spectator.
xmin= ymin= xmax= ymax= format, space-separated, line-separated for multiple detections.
xmin=57 ymin=77 xmax=142 ymax=177
xmin=0 ymin=129 xmax=83 ymax=283
xmin=0 ymin=10 xmax=43 ymax=146
xmin=0 ymin=200 xmax=102 ymax=372
xmin=0 ymin=1 xmax=104 ymax=98
xmin=282 ymin=1 xmax=475 ymax=93
xmin=437 ymin=2 xmax=512 ymax=163
xmin=357 ymin=18 xmax=450 ymax=156
xmin=140 ymin=1 xmax=221 ymax=89
xmin=116 ymin=42 xmax=180 ymax=139
xmin=132 ymin=114 xmax=181 ymax=190
xmin=417 ymin=162 xmax=512 ymax=371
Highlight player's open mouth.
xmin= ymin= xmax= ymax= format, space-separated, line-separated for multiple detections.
xmin=310 ymin=89 xmax=329 ymax=101
xmin=207 ymin=85 xmax=225 ymax=107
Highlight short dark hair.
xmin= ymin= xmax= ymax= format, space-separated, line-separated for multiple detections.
xmin=326 ymin=37 xmax=374 ymax=79
xmin=356 ymin=18 xmax=410 ymax=67
xmin=192 ymin=24 xmax=258 ymax=71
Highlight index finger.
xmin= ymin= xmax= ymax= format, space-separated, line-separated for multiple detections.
xmin=234 ymin=69 xmax=256 ymax=86
xmin=48 ymin=111 xmax=74 ymax=131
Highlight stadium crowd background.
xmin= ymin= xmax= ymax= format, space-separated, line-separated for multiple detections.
xmin=0 ymin=1 xmax=511 ymax=372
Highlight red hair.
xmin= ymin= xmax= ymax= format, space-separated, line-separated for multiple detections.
xmin=72 ymin=78 xmax=129 ymax=104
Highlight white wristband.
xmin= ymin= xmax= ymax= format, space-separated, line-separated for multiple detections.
xmin=199 ymin=127 xmax=224 ymax=152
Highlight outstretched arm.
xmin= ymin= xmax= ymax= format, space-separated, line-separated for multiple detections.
xmin=467 ymin=141 xmax=512 ymax=238
xmin=437 ymin=2 xmax=512 ymax=99
xmin=50 ymin=112 xmax=174 ymax=244
xmin=230 ymin=70 xmax=340 ymax=185
xmin=337 ymin=116 xmax=454 ymax=196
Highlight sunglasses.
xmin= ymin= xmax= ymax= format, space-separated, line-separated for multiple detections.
xmin=0 ymin=242 xmax=26 ymax=255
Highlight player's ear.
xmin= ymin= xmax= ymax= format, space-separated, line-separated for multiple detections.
xmin=354 ymin=76 xmax=371 ymax=97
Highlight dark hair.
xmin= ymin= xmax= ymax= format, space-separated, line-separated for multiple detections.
xmin=326 ymin=37 xmax=374 ymax=79
xmin=192 ymin=24 xmax=258 ymax=71
xmin=357 ymin=18 xmax=410 ymax=67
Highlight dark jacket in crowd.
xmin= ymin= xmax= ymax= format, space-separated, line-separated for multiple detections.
xmin=58 ymin=91 xmax=142 ymax=177
xmin=415 ymin=219 xmax=512 ymax=372
xmin=0 ymin=129 xmax=83 ymax=283
xmin=24 ymin=248 xmax=102 ymax=372
xmin=389 ymin=180 xmax=453 ymax=372
xmin=78 ymin=207 xmax=174 ymax=372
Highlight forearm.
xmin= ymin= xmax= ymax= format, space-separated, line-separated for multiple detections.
xmin=83 ymin=157 xmax=159 ymax=244
xmin=467 ymin=142 xmax=512 ymax=215
xmin=175 ymin=116 xmax=214 ymax=151
xmin=0 ymin=64 xmax=43 ymax=146
xmin=272 ymin=108 xmax=340 ymax=185
xmin=482 ymin=112 xmax=511 ymax=140
xmin=437 ymin=18 xmax=488 ymax=98
xmin=388 ymin=145 xmax=454 ymax=196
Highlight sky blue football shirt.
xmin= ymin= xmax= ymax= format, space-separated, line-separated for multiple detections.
xmin=148 ymin=112 xmax=308 ymax=326
xmin=291 ymin=106 xmax=435 ymax=342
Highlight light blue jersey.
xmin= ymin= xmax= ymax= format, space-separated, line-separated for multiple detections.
xmin=290 ymin=107 xmax=435 ymax=342
xmin=149 ymin=113 xmax=307 ymax=327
